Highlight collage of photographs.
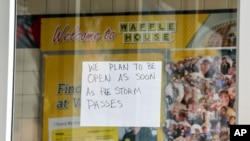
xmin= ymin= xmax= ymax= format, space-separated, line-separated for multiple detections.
xmin=117 ymin=49 xmax=237 ymax=141
xmin=162 ymin=49 xmax=236 ymax=141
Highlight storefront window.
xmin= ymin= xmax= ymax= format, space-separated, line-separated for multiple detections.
xmin=13 ymin=1 xmax=238 ymax=141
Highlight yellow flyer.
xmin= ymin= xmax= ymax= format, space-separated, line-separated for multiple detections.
xmin=43 ymin=52 xmax=165 ymax=141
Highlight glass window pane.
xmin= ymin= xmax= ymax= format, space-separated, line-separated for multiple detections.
xmin=13 ymin=1 xmax=239 ymax=141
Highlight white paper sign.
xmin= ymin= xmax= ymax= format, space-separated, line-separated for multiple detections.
xmin=80 ymin=61 xmax=162 ymax=127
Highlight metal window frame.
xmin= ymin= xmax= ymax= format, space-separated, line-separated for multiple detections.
xmin=0 ymin=0 xmax=15 ymax=140
xmin=237 ymin=0 xmax=250 ymax=124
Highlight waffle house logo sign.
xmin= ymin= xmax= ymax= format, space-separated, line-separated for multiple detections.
xmin=119 ymin=21 xmax=176 ymax=43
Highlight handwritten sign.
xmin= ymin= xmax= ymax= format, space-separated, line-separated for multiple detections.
xmin=80 ymin=61 xmax=162 ymax=127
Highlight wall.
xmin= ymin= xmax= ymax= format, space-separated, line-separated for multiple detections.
xmin=13 ymin=0 xmax=237 ymax=141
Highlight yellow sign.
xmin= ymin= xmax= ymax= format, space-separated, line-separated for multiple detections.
xmin=41 ymin=12 xmax=237 ymax=141
xmin=41 ymin=14 xmax=208 ymax=51
xmin=43 ymin=52 xmax=165 ymax=141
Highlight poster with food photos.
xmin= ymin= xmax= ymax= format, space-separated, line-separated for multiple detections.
xmin=162 ymin=48 xmax=236 ymax=141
